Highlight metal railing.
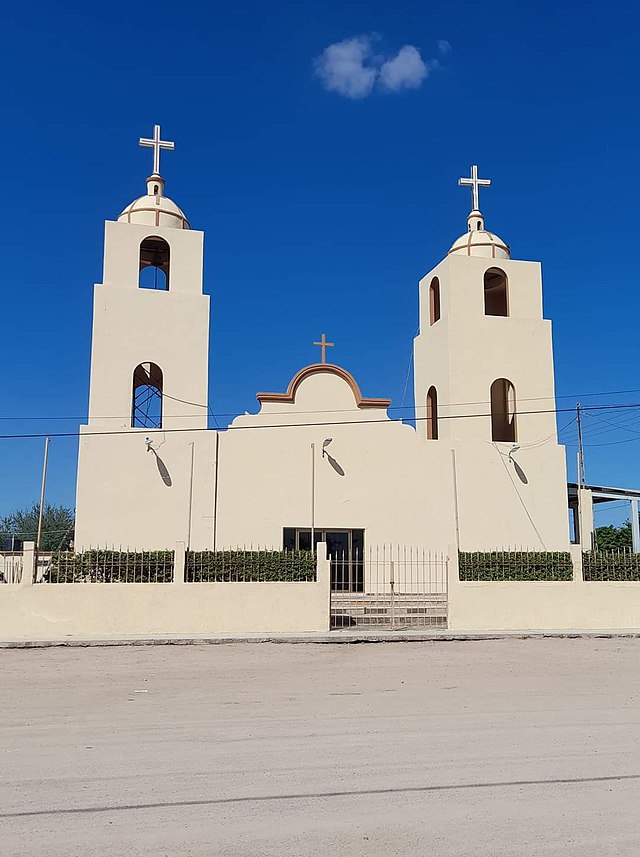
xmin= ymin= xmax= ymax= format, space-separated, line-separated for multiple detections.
xmin=185 ymin=549 xmax=315 ymax=583
xmin=331 ymin=546 xmax=448 ymax=629
xmin=583 ymin=549 xmax=640 ymax=581
xmin=0 ymin=552 xmax=23 ymax=584
xmin=44 ymin=549 xmax=174 ymax=583
xmin=458 ymin=550 xmax=573 ymax=581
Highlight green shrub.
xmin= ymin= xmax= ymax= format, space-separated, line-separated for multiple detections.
xmin=186 ymin=550 xmax=315 ymax=582
xmin=459 ymin=551 xmax=573 ymax=581
xmin=582 ymin=551 xmax=640 ymax=581
xmin=46 ymin=550 xmax=174 ymax=583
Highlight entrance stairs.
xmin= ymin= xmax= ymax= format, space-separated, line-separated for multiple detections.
xmin=331 ymin=592 xmax=447 ymax=628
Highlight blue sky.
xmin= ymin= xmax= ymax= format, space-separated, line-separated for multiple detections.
xmin=1 ymin=0 xmax=639 ymax=528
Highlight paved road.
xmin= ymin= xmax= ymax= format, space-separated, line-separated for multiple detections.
xmin=2 ymin=639 xmax=640 ymax=856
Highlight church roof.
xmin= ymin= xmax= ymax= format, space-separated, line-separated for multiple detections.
xmin=118 ymin=175 xmax=190 ymax=230
xmin=448 ymin=210 xmax=510 ymax=260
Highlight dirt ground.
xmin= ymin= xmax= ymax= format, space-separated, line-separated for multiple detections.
xmin=2 ymin=638 xmax=640 ymax=856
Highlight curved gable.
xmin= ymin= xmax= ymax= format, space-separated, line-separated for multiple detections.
xmin=257 ymin=363 xmax=391 ymax=410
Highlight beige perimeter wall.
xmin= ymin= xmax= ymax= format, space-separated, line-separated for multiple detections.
xmin=0 ymin=557 xmax=331 ymax=640
xmin=448 ymin=548 xmax=640 ymax=631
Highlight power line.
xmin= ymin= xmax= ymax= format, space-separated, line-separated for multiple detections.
xmin=5 ymin=386 xmax=640 ymax=424
xmin=1 ymin=402 xmax=640 ymax=442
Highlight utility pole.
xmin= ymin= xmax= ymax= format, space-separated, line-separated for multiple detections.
xmin=310 ymin=442 xmax=316 ymax=549
xmin=576 ymin=403 xmax=587 ymax=487
xmin=36 ymin=437 xmax=51 ymax=555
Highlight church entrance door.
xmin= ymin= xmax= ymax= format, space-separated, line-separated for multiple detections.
xmin=324 ymin=530 xmax=364 ymax=592
xmin=283 ymin=527 xmax=364 ymax=592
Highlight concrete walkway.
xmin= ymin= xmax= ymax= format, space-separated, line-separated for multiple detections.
xmin=2 ymin=627 xmax=640 ymax=647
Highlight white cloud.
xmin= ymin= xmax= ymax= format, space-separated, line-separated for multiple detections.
xmin=379 ymin=45 xmax=428 ymax=92
xmin=313 ymin=35 xmax=378 ymax=100
xmin=314 ymin=35 xmax=449 ymax=99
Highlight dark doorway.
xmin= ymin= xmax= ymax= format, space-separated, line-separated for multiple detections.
xmin=283 ymin=527 xmax=364 ymax=592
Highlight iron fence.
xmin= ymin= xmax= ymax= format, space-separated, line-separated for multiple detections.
xmin=330 ymin=545 xmax=448 ymax=629
xmin=583 ymin=550 xmax=640 ymax=581
xmin=458 ymin=550 xmax=573 ymax=581
xmin=185 ymin=549 xmax=315 ymax=583
xmin=44 ymin=549 xmax=174 ymax=583
xmin=0 ymin=552 xmax=23 ymax=584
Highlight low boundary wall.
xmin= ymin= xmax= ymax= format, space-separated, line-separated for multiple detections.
xmin=0 ymin=544 xmax=331 ymax=639
xmin=448 ymin=546 xmax=640 ymax=631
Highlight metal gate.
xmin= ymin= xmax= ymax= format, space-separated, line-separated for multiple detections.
xmin=0 ymin=552 xmax=23 ymax=584
xmin=330 ymin=545 xmax=448 ymax=629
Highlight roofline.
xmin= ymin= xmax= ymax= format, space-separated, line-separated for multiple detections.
xmin=257 ymin=363 xmax=391 ymax=409
xmin=567 ymin=482 xmax=640 ymax=502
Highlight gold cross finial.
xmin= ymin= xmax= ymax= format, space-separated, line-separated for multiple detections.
xmin=313 ymin=333 xmax=334 ymax=364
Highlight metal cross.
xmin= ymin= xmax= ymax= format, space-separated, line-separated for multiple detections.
xmin=138 ymin=124 xmax=175 ymax=176
xmin=313 ymin=333 xmax=334 ymax=364
xmin=458 ymin=164 xmax=491 ymax=212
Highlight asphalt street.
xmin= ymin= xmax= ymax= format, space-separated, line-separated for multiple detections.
xmin=2 ymin=638 xmax=639 ymax=856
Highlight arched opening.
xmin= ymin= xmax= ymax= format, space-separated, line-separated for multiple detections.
xmin=426 ymin=386 xmax=438 ymax=440
xmin=132 ymin=362 xmax=163 ymax=429
xmin=429 ymin=277 xmax=441 ymax=325
xmin=139 ymin=237 xmax=170 ymax=290
xmin=490 ymin=378 xmax=517 ymax=442
xmin=484 ymin=268 xmax=508 ymax=317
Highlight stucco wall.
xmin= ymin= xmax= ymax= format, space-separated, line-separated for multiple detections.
xmin=447 ymin=549 xmax=640 ymax=631
xmin=75 ymin=430 xmax=217 ymax=550
xmin=216 ymin=371 xmax=457 ymax=551
xmin=0 ymin=559 xmax=331 ymax=640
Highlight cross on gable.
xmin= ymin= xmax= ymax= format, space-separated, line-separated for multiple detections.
xmin=313 ymin=333 xmax=334 ymax=364
xmin=139 ymin=124 xmax=175 ymax=177
xmin=458 ymin=164 xmax=491 ymax=212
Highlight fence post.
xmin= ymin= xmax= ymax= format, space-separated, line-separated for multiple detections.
xmin=173 ymin=541 xmax=186 ymax=585
xmin=569 ymin=544 xmax=583 ymax=583
xmin=316 ymin=542 xmax=331 ymax=631
xmin=21 ymin=541 xmax=35 ymax=586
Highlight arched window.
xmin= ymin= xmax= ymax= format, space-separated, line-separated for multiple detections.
xmin=132 ymin=362 xmax=163 ymax=428
xmin=429 ymin=277 xmax=441 ymax=325
xmin=139 ymin=237 xmax=170 ymax=290
xmin=484 ymin=268 xmax=508 ymax=317
xmin=426 ymin=386 xmax=438 ymax=440
xmin=490 ymin=378 xmax=517 ymax=442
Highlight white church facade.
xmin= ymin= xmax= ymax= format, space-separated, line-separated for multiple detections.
xmin=74 ymin=128 xmax=571 ymax=573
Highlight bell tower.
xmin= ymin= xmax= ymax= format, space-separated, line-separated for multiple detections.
xmin=85 ymin=125 xmax=209 ymax=432
xmin=75 ymin=126 xmax=213 ymax=549
xmin=413 ymin=165 xmax=569 ymax=550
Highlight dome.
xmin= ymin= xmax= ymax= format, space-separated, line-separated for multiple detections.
xmin=118 ymin=175 xmax=190 ymax=230
xmin=448 ymin=210 xmax=509 ymax=260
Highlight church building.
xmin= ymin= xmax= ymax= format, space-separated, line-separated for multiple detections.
xmin=74 ymin=127 xmax=571 ymax=581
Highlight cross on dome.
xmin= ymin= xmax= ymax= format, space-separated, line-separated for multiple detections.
xmin=458 ymin=164 xmax=491 ymax=213
xmin=139 ymin=124 xmax=175 ymax=177
xmin=313 ymin=333 xmax=334 ymax=364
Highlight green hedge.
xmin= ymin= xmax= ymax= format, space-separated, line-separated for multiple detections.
xmin=459 ymin=551 xmax=573 ymax=581
xmin=186 ymin=550 xmax=315 ymax=583
xmin=583 ymin=551 xmax=640 ymax=581
xmin=46 ymin=550 xmax=174 ymax=583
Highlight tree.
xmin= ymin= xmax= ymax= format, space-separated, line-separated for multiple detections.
xmin=595 ymin=521 xmax=632 ymax=551
xmin=0 ymin=503 xmax=75 ymax=551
